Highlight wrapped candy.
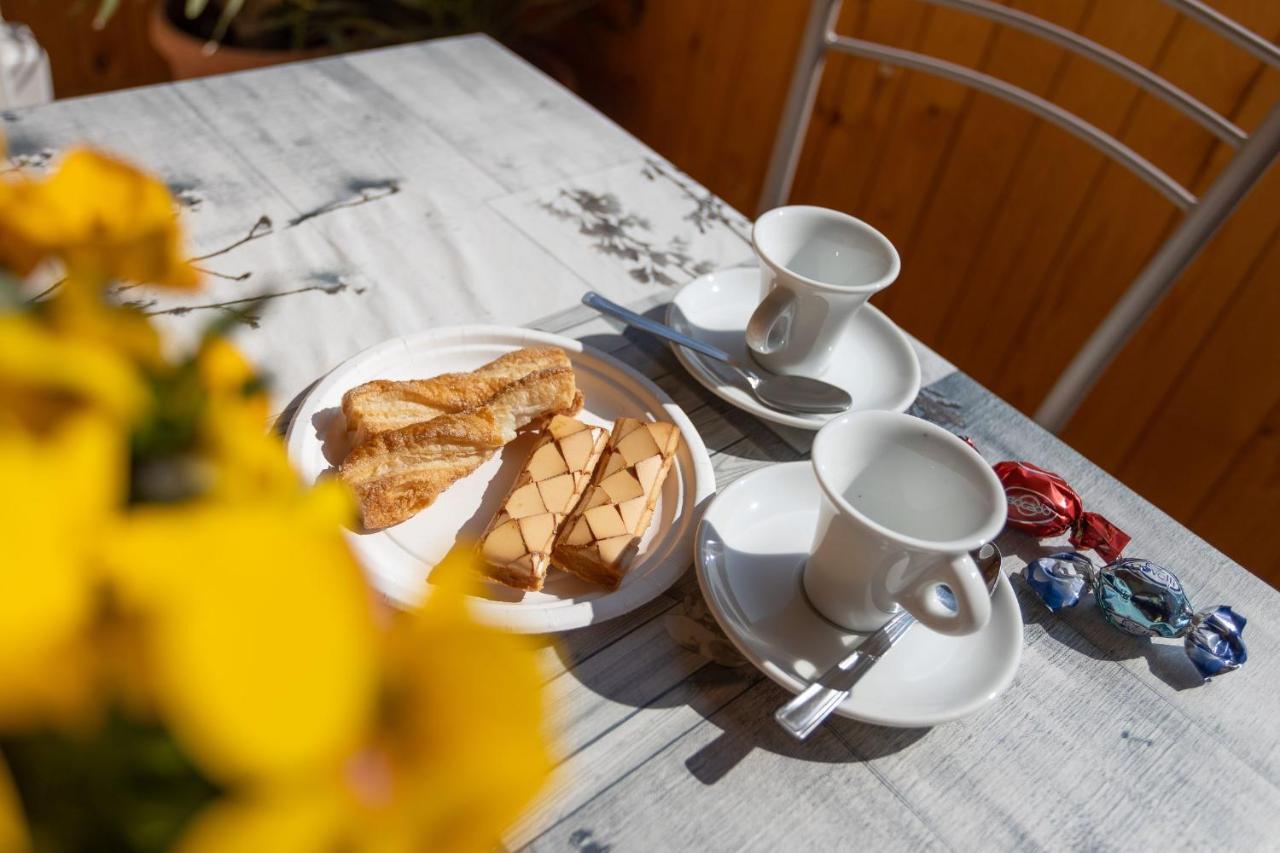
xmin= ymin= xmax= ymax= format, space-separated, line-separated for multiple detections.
xmin=1095 ymin=557 xmax=1193 ymax=638
xmin=1023 ymin=552 xmax=1247 ymax=680
xmin=1185 ymin=607 xmax=1249 ymax=677
xmin=1023 ymin=550 xmax=1092 ymax=611
xmin=995 ymin=461 xmax=1130 ymax=562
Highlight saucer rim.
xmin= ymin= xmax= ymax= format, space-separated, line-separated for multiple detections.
xmin=667 ymin=265 xmax=922 ymax=431
xmin=693 ymin=460 xmax=1023 ymax=728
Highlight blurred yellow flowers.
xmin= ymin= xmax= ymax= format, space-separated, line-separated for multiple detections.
xmin=0 ymin=148 xmax=198 ymax=289
xmin=0 ymin=145 xmax=551 ymax=851
xmin=0 ymin=412 xmax=123 ymax=730
xmin=0 ymin=313 xmax=147 ymax=430
xmin=182 ymin=554 xmax=552 ymax=853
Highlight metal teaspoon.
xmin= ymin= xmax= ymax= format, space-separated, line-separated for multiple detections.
xmin=581 ymin=291 xmax=852 ymax=415
xmin=774 ymin=543 xmax=1004 ymax=740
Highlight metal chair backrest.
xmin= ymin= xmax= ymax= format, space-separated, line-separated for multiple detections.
xmin=760 ymin=0 xmax=1280 ymax=431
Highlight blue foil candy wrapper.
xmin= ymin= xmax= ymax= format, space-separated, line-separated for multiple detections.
xmin=1024 ymin=552 xmax=1094 ymax=612
xmin=1185 ymin=606 xmax=1248 ymax=678
xmin=1022 ymin=552 xmax=1247 ymax=680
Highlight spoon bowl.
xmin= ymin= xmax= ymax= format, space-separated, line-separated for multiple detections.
xmin=753 ymin=372 xmax=852 ymax=414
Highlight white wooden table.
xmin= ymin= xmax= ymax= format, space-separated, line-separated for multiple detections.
xmin=9 ymin=35 xmax=1278 ymax=852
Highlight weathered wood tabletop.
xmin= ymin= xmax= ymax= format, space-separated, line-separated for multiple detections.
xmin=9 ymin=34 xmax=1278 ymax=852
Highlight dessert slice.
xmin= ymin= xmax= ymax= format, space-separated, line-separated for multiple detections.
xmin=342 ymin=347 xmax=579 ymax=445
xmin=479 ymin=415 xmax=610 ymax=592
xmin=340 ymin=366 xmax=579 ymax=529
xmin=552 ymin=418 xmax=682 ymax=589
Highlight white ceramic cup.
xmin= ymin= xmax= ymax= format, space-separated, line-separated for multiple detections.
xmin=746 ymin=205 xmax=900 ymax=376
xmin=804 ymin=410 xmax=1006 ymax=636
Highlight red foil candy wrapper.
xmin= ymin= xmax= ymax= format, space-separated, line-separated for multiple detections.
xmin=994 ymin=461 xmax=1130 ymax=562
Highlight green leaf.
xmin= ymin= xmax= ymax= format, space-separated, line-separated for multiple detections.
xmin=2 ymin=712 xmax=219 ymax=853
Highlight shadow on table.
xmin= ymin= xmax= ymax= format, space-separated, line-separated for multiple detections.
xmin=551 ymin=510 xmax=934 ymax=788
xmin=999 ymin=530 xmax=1205 ymax=692
xmin=555 ymin=632 xmax=932 ymax=788
xmin=681 ymin=678 xmax=932 ymax=786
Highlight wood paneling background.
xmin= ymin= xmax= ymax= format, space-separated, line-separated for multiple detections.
xmin=7 ymin=0 xmax=1279 ymax=584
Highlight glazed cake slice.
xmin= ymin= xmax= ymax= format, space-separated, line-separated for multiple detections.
xmin=479 ymin=415 xmax=610 ymax=591
xmin=551 ymin=418 xmax=681 ymax=590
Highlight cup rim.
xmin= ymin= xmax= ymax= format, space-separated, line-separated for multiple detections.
xmin=752 ymin=205 xmax=901 ymax=295
xmin=811 ymin=410 xmax=1007 ymax=553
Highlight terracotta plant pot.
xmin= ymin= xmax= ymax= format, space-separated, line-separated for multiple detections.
xmin=148 ymin=1 xmax=330 ymax=80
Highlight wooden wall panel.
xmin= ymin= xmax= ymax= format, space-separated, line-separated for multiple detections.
xmin=878 ymin=0 xmax=1090 ymax=341
xmin=1064 ymin=67 xmax=1280 ymax=577
xmin=925 ymin=1 xmax=1180 ymax=381
xmin=994 ymin=4 xmax=1280 ymax=406
xmin=6 ymin=0 xmax=1279 ymax=581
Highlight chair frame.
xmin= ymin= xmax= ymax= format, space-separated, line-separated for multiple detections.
xmin=760 ymin=0 xmax=1280 ymax=431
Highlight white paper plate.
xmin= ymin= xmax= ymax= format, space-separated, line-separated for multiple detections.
xmin=285 ymin=325 xmax=716 ymax=633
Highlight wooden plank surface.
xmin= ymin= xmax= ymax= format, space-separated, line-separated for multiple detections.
xmin=7 ymin=34 xmax=1279 ymax=851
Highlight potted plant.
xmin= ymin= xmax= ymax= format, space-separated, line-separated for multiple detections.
xmin=95 ymin=0 xmax=640 ymax=83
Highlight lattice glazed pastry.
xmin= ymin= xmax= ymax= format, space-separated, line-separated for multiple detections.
xmin=479 ymin=415 xmax=610 ymax=591
xmin=552 ymin=418 xmax=681 ymax=589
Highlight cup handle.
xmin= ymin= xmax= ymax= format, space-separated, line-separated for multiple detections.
xmin=899 ymin=553 xmax=992 ymax=636
xmin=745 ymin=285 xmax=797 ymax=356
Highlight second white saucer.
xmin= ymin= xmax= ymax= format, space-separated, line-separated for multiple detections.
xmin=666 ymin=265 xmax=922 ymax=430
xmin=695 ymin=461 xmax=1022 ymax=728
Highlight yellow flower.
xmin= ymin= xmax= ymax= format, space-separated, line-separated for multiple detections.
xmin=45 ymin=294 xmax=166 ymax=371
xmin=102 ymin=480 xmax=378 ymax=784
xmin=358 ymin=554 xmax=552 ymax=852
xmin=179 ymin=552 xmax=553 ymax=853
xmin=198 ymin=337 xmax=268 ymax=424
xmin=0 ymin=313 xmax=147 ymax=431
xmin=195 ymin=337 xmax=298 ymax=500
xmin=0 ymin=149 xmax=198 ymax=289
xmin=0 ymin=413 xmax=124 ymax=730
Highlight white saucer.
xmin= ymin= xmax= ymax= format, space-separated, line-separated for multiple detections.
xmin=285 ymin=325 xmax=716 ymax=634
xmin=695 ymin=461 xmax=1022 ymax=727
xmin=666 ymin=266 xmax=921 ymax=430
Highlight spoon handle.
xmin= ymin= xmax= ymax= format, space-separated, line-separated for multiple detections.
xmin=582 ymin=291 xmax=739 ymax=367
xmin=774 ymin=609 xmax=916 ymax=740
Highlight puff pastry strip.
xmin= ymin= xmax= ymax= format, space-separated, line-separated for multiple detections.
xmin=342 ymin=346 xmax=576 ymax=445
xmin=339 ymin=366 xmax=578 ymax=529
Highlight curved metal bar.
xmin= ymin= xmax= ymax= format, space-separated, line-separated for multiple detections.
xmin=1035 ymin=99 xmax=1280 ymax=431
xmin=758 ymin=0 xmax=842 ymax=213
xmin=827 ymin=35 xmax=1197 ymax=210
xmin=1165 ymin=0 xmax=1280 ymax=68
xmin=925 ymin=0 xmax=1245 ymax=145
